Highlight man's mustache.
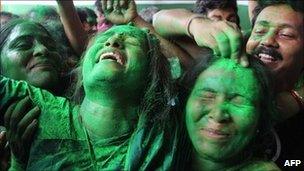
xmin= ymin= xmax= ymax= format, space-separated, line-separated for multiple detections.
xmin=253 ymin=46 xmax=283 ymax=60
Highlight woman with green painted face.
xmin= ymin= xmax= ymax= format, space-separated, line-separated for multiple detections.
xmin=178 ymin=57 xmax=280 ymax=170
xmin=0 ymin=19 xmax=62 ymax=94
xmin=0 ymin=24 xmax=177 ymax=170
xmin=0 ymin=19 xmax=64 ymax=170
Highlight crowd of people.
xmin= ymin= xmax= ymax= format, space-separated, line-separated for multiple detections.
xmin=0 ymin=0 xmax=303 ymax=170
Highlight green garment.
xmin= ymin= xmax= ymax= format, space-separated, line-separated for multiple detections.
xmin=0 ymin=76 xmax=178 ymax=170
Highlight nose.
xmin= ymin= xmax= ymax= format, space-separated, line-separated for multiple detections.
xmin=33 ymin=41 xmax=49 ymax=57
xmin=104 ymin=34 xmax=124 ymax=49
xmin=208 ymin=97 xmax=231 ymax=123
xmin=261 ymin=32 xmax=279 ymax=48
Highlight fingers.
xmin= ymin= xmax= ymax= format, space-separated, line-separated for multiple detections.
xmin=113 ymin=0 xmax=120 ymax=12
xmin=239 ymin=54 xmax=249 ymax=67
xmin=4 ymin=101 xmax=17 ymax=129
xmin=222 ymin=22 xmax=242 ymax=62
xmin=9 ymin=97 xmax=32 ymax=133
xmin=17 ymin=107 xmax=40 ymax=138
xmin=212 ymin=21 xmax=243 ymax=64
xmin=21 ymin=119 xmax=38 ymax=145
xmin=103 ymin=0 xmax=114 ymax=13
xmin=214 ymin=31 xmax=230 ymax=58
xmin=120 ymin=0 xmax=127 ymax=8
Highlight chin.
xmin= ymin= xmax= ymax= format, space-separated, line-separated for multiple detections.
xmin=29 ymin=72 xmax=59 ymax=90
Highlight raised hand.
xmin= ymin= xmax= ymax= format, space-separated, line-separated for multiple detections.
xmin=102 ymin=0 xmax=138 ymax=24
xmin=4 ymin=96 xmax=40 ymax=164
xmin=189 ymin=17 xmax=248 ymax=66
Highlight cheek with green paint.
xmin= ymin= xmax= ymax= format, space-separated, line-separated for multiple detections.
xmin=0 ymin=22 xmax=60 ymax=91
xmin=82 ymin=25 xmax=149 ymax=93
xmin=185 ymin=59 xmax=261 ymax=161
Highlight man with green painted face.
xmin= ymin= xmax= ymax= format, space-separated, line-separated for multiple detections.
xmin=0 ymin=25 xmax=177 ymax=170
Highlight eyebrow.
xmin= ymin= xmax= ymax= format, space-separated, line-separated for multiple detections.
xmin=255 ymin=20 xmax=269 ymax=26
xmin=9 ymin=35 xmax=33 ymax=47
xmin=256 ymin=20 xmax=298 ymax=30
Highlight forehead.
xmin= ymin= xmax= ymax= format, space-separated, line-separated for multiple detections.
xmin=7 ymin=22 xmax=50 ymax=42
xmin=196 ymin=59 xmax=259 ymax=97
xmin=256 ymin=4 xmax=304 ymax=31
xmin=96 ymin=26 xmax=146 ymax=39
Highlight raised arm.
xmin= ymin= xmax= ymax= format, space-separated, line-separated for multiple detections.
xmin=102 ymin=0 xmax=193 ymax=69
xmin=56 ymin=0 xmax=88 ymax=56
xmin=153 ymin=9 xmax=197 ymax=38
xmin=153 ymin=9 xmax=248 ymax=66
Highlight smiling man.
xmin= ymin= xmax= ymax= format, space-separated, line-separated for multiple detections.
xmin=246 ymin=1 xmax=304 ymax=169
xmin=246 ymin=1 xmax=304 ymax=93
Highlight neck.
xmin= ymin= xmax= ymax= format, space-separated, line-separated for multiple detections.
xmin=80 ymin=94 xmax=139 ymax=140
xmin=192 ymin=153 xmax=242 ymax=171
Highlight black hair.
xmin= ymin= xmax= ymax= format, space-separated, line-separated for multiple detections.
xmin=26 ymin=5 xmax=59 ymax=21
xmin=0 ymin=11 xmax=20 ymax=27
xmin=0 ymin=11 xmax=19 ymax=19
xmin=82 ymin=7 xmax=98 ymax=20
xmin=251 ymin=0 xmax=304 ymax=26
xmin=94 ymin=0 xmax=103 ymax=14
xmin=76 ymin=8 xmax=88 ymax=24
xmin=192 ymin=0 xmax=240 ymax=27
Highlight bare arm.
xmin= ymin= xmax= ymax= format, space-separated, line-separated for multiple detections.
xmin=153 ymin=9 xmax=248 ymax=66
xmin=153 ymin=9 xmax=196 ymax=38
xmin=56 ymin=0 xmax=88 ymax=56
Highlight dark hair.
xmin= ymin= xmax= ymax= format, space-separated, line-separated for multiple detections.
xmin=82 ymin=7 xmax=97 ymax=20
xmin=139 ymin=6 xmax=160 ymax=24
xmin=192 ymin=0 xmax=240 ymax=27
xmin=179 ymin=55 xmax=277 ymax=162
xmin=94 ymin=0 xmax=103 ymax=14
xmin=72 ymin=25 xmax=173 ymax=122
xmin=0 ymin=11 xmax=19 ymax=19
xmin=27 ymin=5 xmax=59 ymax=22
xmin=0 ymin=19 xmax=54 ymax=73
xmin=76 ymin=8 xmax=88 ymax=24
xmin=251 ymin=0 xmax=304 ymax=25
xmin=0 ymin=11 xmax=20 ymax=27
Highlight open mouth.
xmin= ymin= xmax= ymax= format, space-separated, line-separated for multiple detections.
xmin=255 ymin=53 xmax=278 ymax=63
xmin=98 ymin=51 xmax=125 ymax=66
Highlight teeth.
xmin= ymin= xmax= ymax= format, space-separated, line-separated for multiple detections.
xmin=259 ymin=53 xmax=275 ymax=61
xmin=99 ymin=52 xmax=124 ymax=65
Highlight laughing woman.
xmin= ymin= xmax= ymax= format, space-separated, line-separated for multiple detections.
xmin=0 ymin=24 xmax=177 ymax=170
xmin=178 ymin=57 xmax=281 ymax=170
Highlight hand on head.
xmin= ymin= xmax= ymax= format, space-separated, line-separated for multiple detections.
xmin=188 ymin=17 xmax=248 ymax=66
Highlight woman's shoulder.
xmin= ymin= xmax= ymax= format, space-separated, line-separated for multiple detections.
xmin=238 ymin=160 xmax=281 ymax=171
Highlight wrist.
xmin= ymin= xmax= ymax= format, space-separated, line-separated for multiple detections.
xmin=186 ymin=15 xmax=205 ymax=39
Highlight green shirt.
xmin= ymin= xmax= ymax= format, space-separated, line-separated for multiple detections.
xmin=0 ymin=76 xmax=178 ymax=170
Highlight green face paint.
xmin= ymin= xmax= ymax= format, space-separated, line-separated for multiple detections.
xmin=185 ymin=59 xmax=261 ymax=162
xmin=82 ymin=25 xmax=149 ymax=100
xmin=0 ymin=22 xmax=60 ymax=91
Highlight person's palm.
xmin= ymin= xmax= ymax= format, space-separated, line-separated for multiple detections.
xmin=102 ymin=0 xmax=137 ymax=24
